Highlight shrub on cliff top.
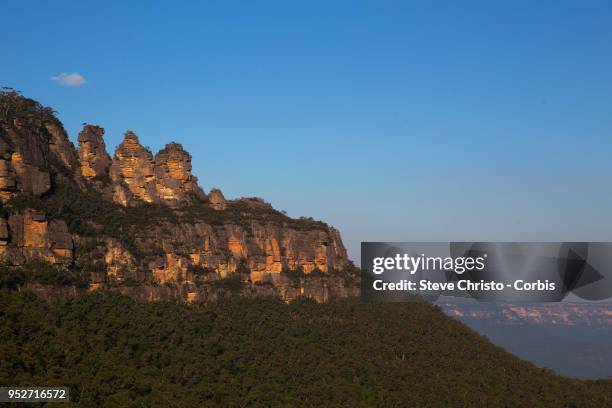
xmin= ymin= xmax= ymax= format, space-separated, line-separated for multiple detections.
xmin=178 ymin=199 xmax=329 ymax=231
xmin=210 ymin=274 xmax=244 ymax=292
xmin=188 ymin=264 xmax=217 ymax=276
xmin=281 ymin=265 xmax=306 ymax=279
xmin=0 ymin=88 xmax=57 ymax=126
xmin=21 ymin=260 xmax=90 ymax=288
xmin=0 ymin=267 xmax=24 ymax=290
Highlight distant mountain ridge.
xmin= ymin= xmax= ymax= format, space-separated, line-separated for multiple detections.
xmin=438 ymin=301 xmax=612 ymax=379
xmin=439 ymin=302 xmax=612 ymax=326
xmin=0 ymin=89 xmax=358 ymax=302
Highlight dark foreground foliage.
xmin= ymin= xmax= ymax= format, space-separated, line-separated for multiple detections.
xmin=0 ymin=291 xmax=610 ymax=407
xmin=0 ymin=262 xmax=90 ymax=289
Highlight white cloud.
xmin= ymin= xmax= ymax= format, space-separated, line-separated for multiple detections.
xmin=50 ymin=72 xmax=87 ymax=87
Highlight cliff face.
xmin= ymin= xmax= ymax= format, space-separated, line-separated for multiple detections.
xmin=120 ymin=218 xmax=348 ymax=282
xmin=0 ymin=90 xmax=356 ymax=302
xmin=0 ymin=118 xmax=52 ymax=200
xmin=0 ymin=209 xmax=73 ymax=266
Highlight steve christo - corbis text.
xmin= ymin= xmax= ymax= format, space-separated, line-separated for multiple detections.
xmin=370 ymin=253 xmax=556 ymax=292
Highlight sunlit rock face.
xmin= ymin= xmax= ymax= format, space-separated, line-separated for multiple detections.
xmin=0 ymin=122 xmax=52 ymax=200
xmin=0 ymin=209 xmax=73 ymax=266
xmin=0 ymin=91 xmax=355 ymax=303
xmin=0 ymin=152 xmax=50 ymax=200
xmin=0 ymin=98 xmax=77 ymax=266
xmin=77 ymin=124 xmax=111 ymax=183
xmin=109 ymin=131 xmax=158 ymax=205
xmin=108 ymin=137 xmax=205 ymax=207
xmin=154 ymin=142 xmax=205 ymax=206
xmin=118 ymin=219 xmax=349 ymax=281
xmin=0 ymin=110 xmax=80 ymax=202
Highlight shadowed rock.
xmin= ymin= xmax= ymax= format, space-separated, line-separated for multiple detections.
xmin=208 ymin=188 xmax=227 ymax=211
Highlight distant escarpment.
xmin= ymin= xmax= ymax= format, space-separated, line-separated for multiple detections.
xmin=0 ymin=89 xmax=357 ymax=302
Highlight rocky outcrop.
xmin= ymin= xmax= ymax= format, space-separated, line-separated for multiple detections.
xmin=108 ymin=134 xmax=205 ymax=207
xmin=109 ymin=131 xmax=157 ymax=205
xmin=0 ymin=98 xmax=77 ymax=201
xmin=45 ymin=121 xmax=79 ymax=172
xmin=154 ymin=143 xmax=205 ymax=206
xmin=0 ymin=90 xmax=355 ymax=303
xmin=77 ymin=125 xmax=111 ymax=183
xmin=208 ymin=188 xmax=227 ymax=210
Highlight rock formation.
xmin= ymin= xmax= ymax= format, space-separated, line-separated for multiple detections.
xmin=0 ymin=90 xmax=356 ymax=302
xmin=45 ymin=121 xmax=79 ymax=172
xmin=0 ymin=121 xmax=52 ymax=200
xmin=77 ymin=124 xmax=111 ymax=183
xmin=108 ymin=134 xmax=205 ymax=207
xmin=208 ymin=188 xmax=227 ymax=210
xmin=154 ymin=142 xmax=205 ymax=206
xmin=109 ymin=131 xmax=158 ymax=205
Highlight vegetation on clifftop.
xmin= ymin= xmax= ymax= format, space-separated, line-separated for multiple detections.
xmin=0 ymin=88 xmax=58 ymax=127
xmin=0 ymin=261 xmax=90 ymax=289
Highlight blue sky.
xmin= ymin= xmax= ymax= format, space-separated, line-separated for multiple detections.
xmin=2 ymin=1 xmax=612 ymax=263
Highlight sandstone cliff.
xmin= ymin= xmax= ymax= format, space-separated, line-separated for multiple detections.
xmin=0 ymin=89 xmax=357 ymax=302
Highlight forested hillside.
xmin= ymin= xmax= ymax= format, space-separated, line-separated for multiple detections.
xmin=0 ymin=290 xmax=609 ymax=407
